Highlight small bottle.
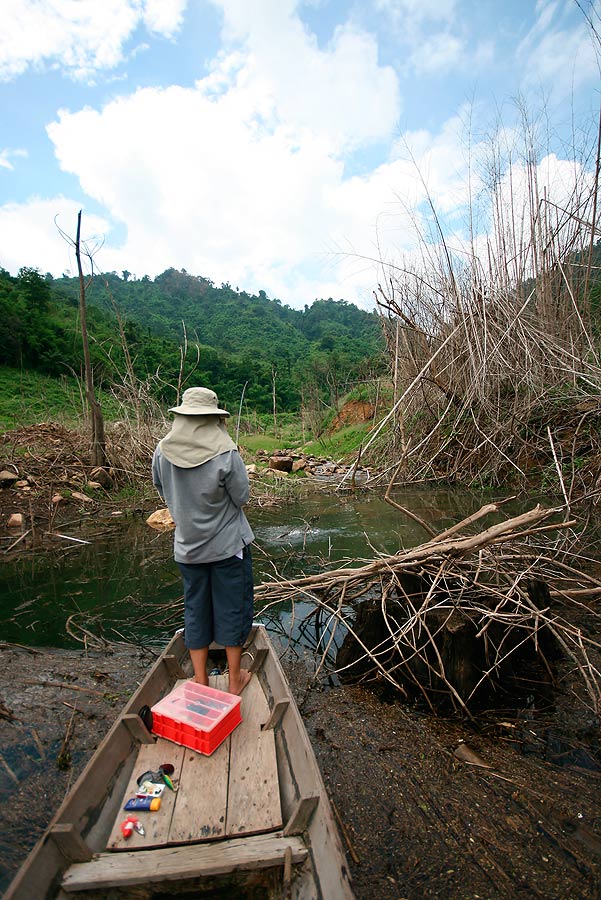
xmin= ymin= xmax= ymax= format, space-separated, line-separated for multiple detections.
xmin=124 ymin=796 xmax=161 ymax=812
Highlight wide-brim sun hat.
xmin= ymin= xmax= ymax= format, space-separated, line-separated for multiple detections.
xmin=168 ymin=387 xmax=230 ymax=416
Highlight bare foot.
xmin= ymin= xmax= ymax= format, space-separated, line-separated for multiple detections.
xmin=228 ymin=668 xmax=251 ymax=696
xmin=192 ymin=675 xmax=209 ymax=686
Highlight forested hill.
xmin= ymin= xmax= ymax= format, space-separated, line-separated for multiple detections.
xmin=0 ymin=266 xmax=385 ymax=413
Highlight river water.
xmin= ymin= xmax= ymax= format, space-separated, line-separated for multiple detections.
xmin=0 ymin=486 xmax=528 ymax=651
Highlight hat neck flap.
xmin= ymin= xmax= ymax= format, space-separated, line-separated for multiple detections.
xmin=159 ymin=415 xmax=236 ymax=468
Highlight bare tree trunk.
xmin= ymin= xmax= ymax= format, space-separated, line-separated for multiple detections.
xmin=271 ymin=366 xmax=277 ymax=436
xmin=75 ymin=210 xmax=107 ymax=468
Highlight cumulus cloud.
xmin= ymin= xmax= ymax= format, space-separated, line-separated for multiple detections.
xmin=1 ymin=0 xmax=595 ymax=310
xmin=207 ymin=0 xmax=400 ymax=150
xmin=37 ymin=1 xmax=402 ymax=305
xmin=0 ymin=197 xmax=110 ymax=275
xmin=0 ymin=0 xmax=188 ymax=81
xmin=142 ymin=0 xmax=187 ymax=36
xmin=44 ymin=80 xmax=369 ymax=304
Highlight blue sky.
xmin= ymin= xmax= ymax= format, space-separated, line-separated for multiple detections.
xmin=0 ymin=0 xmax=599 ymax=308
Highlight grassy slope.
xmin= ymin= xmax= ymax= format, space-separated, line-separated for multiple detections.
xmin=0 ymin=367 xmax=118 ymax=431
xmin=0 ymin=367 xmax=372 ymax=464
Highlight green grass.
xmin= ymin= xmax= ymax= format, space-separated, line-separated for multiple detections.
xmin=303 ymin=422 xmax=371 ymax=460
xmin=240 ymin=433 xmax=288 ymax=453
xmin=0 ymin=366 xmax=119 ymax=432
xmin=0 ymin=368 xmax=377 ymax=468
xmin=238 ymin=417 xmax=305 ymax=453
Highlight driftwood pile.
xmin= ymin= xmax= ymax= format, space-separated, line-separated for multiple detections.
xmin=255 ymin=502 xmax=601 ymax=716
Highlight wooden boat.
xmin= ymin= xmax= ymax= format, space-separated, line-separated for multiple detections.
xmin=5 ymin=625 xmax=354 ymax=899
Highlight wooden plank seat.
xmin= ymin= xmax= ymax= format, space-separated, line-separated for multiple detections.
xmin=107 ymin=672 xmax=282 ymax=851
xmin=61 ymin=833 xmax=308 ymax=892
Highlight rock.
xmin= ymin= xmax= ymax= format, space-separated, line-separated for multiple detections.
xmin=246 ymin=464 xmax=258 ymax=475
xmin=71 ymin=491 xmax=93 ymax=503
xmin=90 ymin=466 xmax=113 ymax=489
xmin=269 ymin=456 xmax=293 ymax=473
xmin=292 ymin=459 xmax=307 ymax=472
xmin=15 ymin=480 xmax=29 ymax=488
xmin=52 ymin=493 xmax=66 ymax=505
xmin=146 ymin=508 xmax=175 ymax=531
xmin=0 ymin=470 xmax=18 ymax=487
xmin=6 ymin=513 xmax=23 ymax=528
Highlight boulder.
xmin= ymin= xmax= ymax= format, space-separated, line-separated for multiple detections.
xmin=269 ymin=456 xmax=293 ymax=473
xmin=146 ymin=508 xmax=175 ymax=531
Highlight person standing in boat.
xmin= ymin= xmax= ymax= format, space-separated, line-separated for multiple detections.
xmin=152 ymin=386 xmax=254 ymax=695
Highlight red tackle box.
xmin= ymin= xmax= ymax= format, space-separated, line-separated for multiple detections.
xmin=150 ymin=681 xmax=242 ymax=755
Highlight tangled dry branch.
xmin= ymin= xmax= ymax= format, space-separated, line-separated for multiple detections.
xmin=254 ymin=503 xmax=601 ymax=716
xmin=354 ymin=109 xmax=601 ymax=498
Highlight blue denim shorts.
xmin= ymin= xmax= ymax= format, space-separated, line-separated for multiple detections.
xmin=177 ymin=546 xmax=254 ymax=649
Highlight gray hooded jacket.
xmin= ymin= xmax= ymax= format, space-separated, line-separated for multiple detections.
xmin=152 ymin=447 xmax=254 ymax=564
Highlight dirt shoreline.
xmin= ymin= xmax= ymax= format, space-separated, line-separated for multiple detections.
xmin=1 ymin=640 xmax=600 ymax=900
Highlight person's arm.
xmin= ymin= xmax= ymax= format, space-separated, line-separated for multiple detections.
xmin=224 ymin=450 xmax=250 ymax=506
xmin=151 ymin=447 xmax=164 ymax=498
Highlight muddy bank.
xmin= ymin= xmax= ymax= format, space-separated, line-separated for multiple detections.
xmin=1 ymin=641 xmax=600 ymax=899
xmin=0 ymin=642 xmax=151 ymax=894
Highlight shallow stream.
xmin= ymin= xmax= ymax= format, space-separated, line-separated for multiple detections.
xmin=0 ymin=485 xmax=520 ymax=650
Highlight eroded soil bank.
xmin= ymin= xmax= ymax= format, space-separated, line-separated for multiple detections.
xmin=1 ymin=641 xmax=600 ymax=900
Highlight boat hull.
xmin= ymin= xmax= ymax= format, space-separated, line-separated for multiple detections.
xmin=5 ymin=626 xmax=354 ymax=900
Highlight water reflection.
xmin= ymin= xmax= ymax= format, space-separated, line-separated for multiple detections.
xmin=0 ymin=487 xmax=522 ymax=649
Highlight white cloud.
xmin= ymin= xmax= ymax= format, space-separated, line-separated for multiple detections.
xmin=0 ymin=0 xmax=188 ymax=81
xmin=45 ymin=81 xmax=354 ymax=302
xmin=0 ymin=148 xmax=27 ymax=171
xmin=208 ymin=0 xmax=400 ymax=150
xmin=491 ymin=152 xmax=594 ymax=252
xmin=0 ymin=197 xmax=110 ymax=275
xmin=34 ymin=2 xmax=402 ymax=306
xmin=142 ymin=0 xmax=187 ymax=36
xmin=373 ymin=0 xmax=457 ymax=28
xmin=517 ymin=2 xmax=600 ymax=97
xmin=409 ymin=33 xmax=464 ymax=74
xmin=1 ymin=0 xmax=594 ymax=312
xmin=373 ymin=0 xmax=489 ymax=77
